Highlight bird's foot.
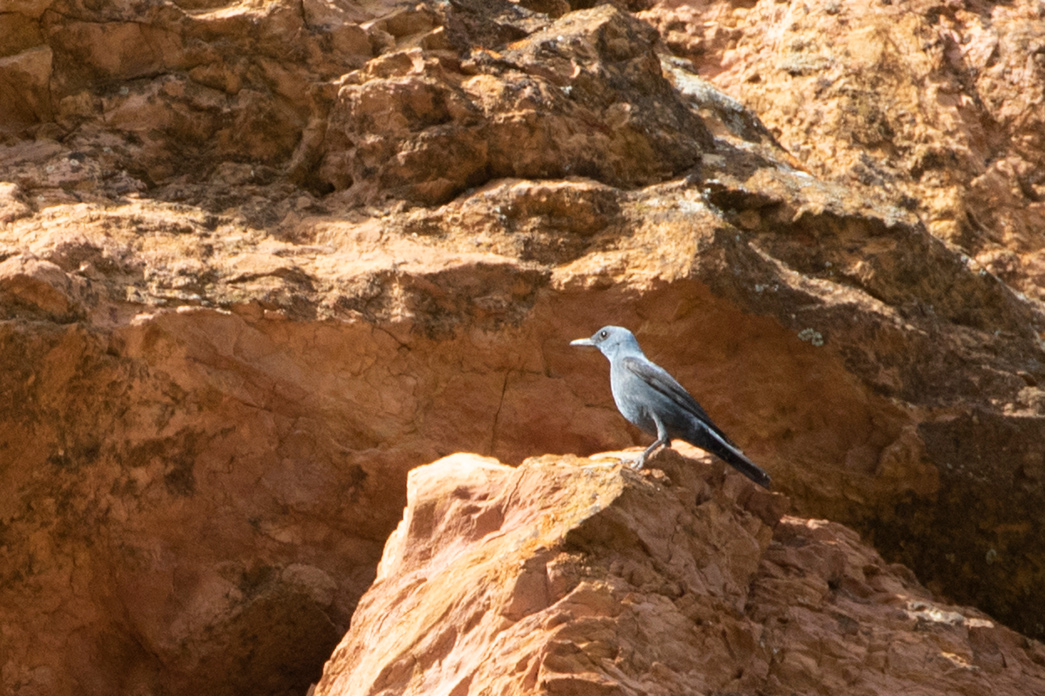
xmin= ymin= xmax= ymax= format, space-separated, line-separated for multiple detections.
xmin=632 ymin=439 xmax=666 ymax=471
xmin=617 ymin=453 xmax=646 ymax=470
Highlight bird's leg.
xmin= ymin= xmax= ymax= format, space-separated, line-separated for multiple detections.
xmin=633 ymin=439 xmax=664 ymax=470
xmin=632 ymin=417 xmax=669 ymax=470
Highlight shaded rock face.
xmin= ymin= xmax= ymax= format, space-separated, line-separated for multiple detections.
xmin=317 ymin=450 xmax=1045 ymax=696
xmin=2 ymin=0 xmax=1045 ymax=694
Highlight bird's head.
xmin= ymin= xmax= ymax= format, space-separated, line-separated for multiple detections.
xmin=570 ymin=325 xmax=643 ymax=360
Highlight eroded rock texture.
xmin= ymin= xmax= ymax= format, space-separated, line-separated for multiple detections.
xmin=644 ymin=0 xmax=1045 ymax=302
xmin=2 ymin=0 xmax=1045 ymax=694
xmin=317 ymin=450 xmax=1045 ymax=696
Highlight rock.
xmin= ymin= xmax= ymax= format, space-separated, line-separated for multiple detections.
xmin=0 ymin=46 xmax=53 ymax=134
xmin=0 ymin=253 xmax=83 ymax=320
xmin=638 ymin=0 xmax=1045 ymax=641
xmin=0 ymin=182 xmax=32 ymax=222
xmin=4 ymin=0 xmax=53 ymax=20
xmin=641 ymin=0 xmax=1045 ymax=303
xmin=316 ymin=4 xmax=711 ymax=204
xmin=316 ymin=449 xmax=1045 ymax=696
xmin=1 ymin=0 xmax=1045 ymax=695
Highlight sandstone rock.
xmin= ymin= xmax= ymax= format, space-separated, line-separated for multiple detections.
xmin=0 ymin=253 xmax=83 ymax=320
xmin=642 ymin=0 xmax=1045 ymax=303
xmin=315 ymin=4 xmax=712 ymax=204
xmin=316 ymin=450 xmax=1045 ymax=696
xmin=5 ymin=0 xmax=53 ymax=19
xmin=1 ymin=0 xmax=1045 ymax=694
xmin=0 ymin=182 xmax=32 ymax=222
xmin=0 ymin=46 xmax=53 ymax=134
xmin=637 ymin=0 xmax=1045 ymax=642
xmin=0 ymin=11 xmax=45 ymax=60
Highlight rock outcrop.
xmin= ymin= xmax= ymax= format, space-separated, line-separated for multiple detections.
xmin=2 ymin=0 xmax=1045 ymax=694
xmin=317 ymin=450 xmax=1045 ymax=696
xmin=644 ymin=0 xmax=1045 ymax=302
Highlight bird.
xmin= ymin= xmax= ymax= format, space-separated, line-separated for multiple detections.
xmin=571 ymin=325 xmax=771 ymax=488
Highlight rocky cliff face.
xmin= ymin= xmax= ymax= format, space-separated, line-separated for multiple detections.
xmin=2 ymin=0 xmax=1045 ymax=695
xmin=646 ymin=0 xmax=1045 ymax=301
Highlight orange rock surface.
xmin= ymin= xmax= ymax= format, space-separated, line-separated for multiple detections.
xmin=2 ymin=0 xmax=1045 ymax=694
xmin=317 ymin=450 xmax=1045 ymax=696
xmin=644 ymin=0 xmax=1045 ymax=301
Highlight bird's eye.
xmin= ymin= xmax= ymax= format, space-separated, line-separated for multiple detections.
xmin=599 ymin=330 xmax=608 ymax=339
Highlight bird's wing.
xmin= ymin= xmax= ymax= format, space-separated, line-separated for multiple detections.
xmin=621 ymin=355 xmax=738 ymax=447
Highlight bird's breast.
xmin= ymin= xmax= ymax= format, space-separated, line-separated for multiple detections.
xmin=609 ymin=364 xmax=658 ymax=435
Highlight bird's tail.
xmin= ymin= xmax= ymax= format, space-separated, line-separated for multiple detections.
xmin=715 ymin=443 xmax=772 ymax=489
xmin=679 ymin=415 xmax=773 ymax=488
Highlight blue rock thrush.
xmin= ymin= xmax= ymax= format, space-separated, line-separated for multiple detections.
xmin=571 ymin=325 xmax=771 ymax=488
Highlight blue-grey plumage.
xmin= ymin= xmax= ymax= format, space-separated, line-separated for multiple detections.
xmin=571 ymin=325 xmax=771 ymax=489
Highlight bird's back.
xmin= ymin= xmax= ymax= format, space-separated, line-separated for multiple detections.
xmin=613 ymin=355 xmax=731 ymax=440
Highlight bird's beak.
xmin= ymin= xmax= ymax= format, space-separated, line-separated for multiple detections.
xmin=570 ymin=337 xmax=595 ymax=347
